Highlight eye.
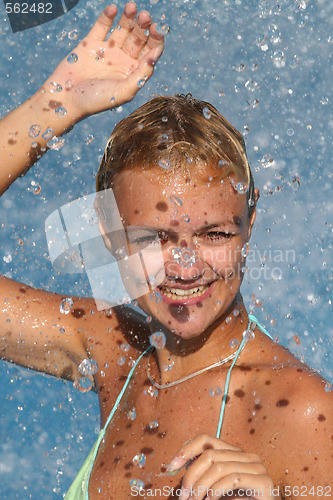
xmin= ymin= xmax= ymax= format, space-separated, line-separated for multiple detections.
xmin=204 ymin=231 xmax=233 ymax=241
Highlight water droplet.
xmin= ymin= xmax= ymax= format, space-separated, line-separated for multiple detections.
xmin=49 ymin=81 xmax=62 ymax=93
xmin=268 ymin=24 xmax=281 ymax=43
xmin=127 ymin=408 xmax=136 ymax=420
xmin=233 ymin=63 xmax=245 ymax=72
xmin=78 ymin=358 xmax=98 ymax=376
xmin=55 ymin=106 xmax=67 ymax=118
xmin=47 ymin=136 xmax=65 ymax=151
xmin=260 ymin=154 xmax=274 ymax=168
xmin=74 ymin=377 xmax=93 ymax=392
xmin=28 ymin=124 xmax=41 ymax=139
xmin=114 ymin=247 xmax=128 ymax=260
xmin=68 ymin=29 xmax=79 ymax=40
xmin=295 ymin=0 xmax=309 ymax=10
xmin=255 ymin=34 xmax=266 ymax=46
xmin=162 ymin=116 xmax=168 ymax=123
xmin=172 ymin=247 xmax=196 ymax=268
xmin=218 ymin=159 xmax=228 ymax=168
xmin=148 ymin=420 xmax=159 ymax=429
xmin=271 ymin=50 xmax=285 ymax=68
xmin=120 ymin=343 xmax=130 ymax=352
xmin=42 ymin=128 xmax=53 ymax=140
xmin=203 ymin=107 xmax=212 ymax=119
xmin=133 ymin=453 xmax=146 ymax=467
xmin=209 ymin=386 xmax=222 ymax=396
xmin=182 ymin=214 xmax=190 ymax=223
xmin=149 ymin=291 xmax=162 ymax=303
xmin=325 ymin=383 xmax=333 ymax=392
xmin=241 ymin=244 xmax=248 ymax=257
xmin=289 ymin=176 xmax=300 ymax=191
xmin=117 ymin=356 xmax=126 ymax=366
xmin=236 ymin=182 xmax=249 ymax=194
xmin=286 ymin=128 xmax=294 ymax=137
xmin=250 ymin=99 xmax=259 ymax=108
xmin=158 ymin=158 xmax=171 ymax=170
xmin=156 ymin=23 xmax=170 ymax=35
xmin=65 ymin=79 xmax=73 ymax=90
xmin=144 ymin=386 xmax=159 ymax=397
xmin=157 ymin=133 xmax=168 ymax=143
xmin=60 ymin=297 xmax=74 ymax=314
xmin=85 ymin=134 xmax=95 ymax=145
xmin=245 ymin=79 xmax=260 ymax=92
xmin=129 ymin=479 xmax=145 ymax=492
xmin=3 ymin=254 xmax=12 ymax=263
xmin=149 ymin=332 xmax=166 ymax=349
xmin=67 ymin=53 xmax=78 ymax=64
xmin=150 ymin=0 xmax=159 ymax=4
xmin=116 ymin=24 xmax=122 ymax=30
xmin=137 ymin=78 xmax=146 ymax=88
xmin=289 ymin=55 xmax=299 ymax=69
xmin=233 ymin=309 xmax=240 ymax=317
xmin=320 ymin=97 xmax=329 ymax=106
xmin=169 ymin=195 xmax=182 ymax=207
xmin=230 ymin=338 xmax=239 ymax=348
xmin=56 ymin=29 xmax=67 ymax=41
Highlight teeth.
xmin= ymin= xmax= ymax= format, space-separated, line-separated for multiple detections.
xmin=160 ymin=284 xmax=209 ymax=299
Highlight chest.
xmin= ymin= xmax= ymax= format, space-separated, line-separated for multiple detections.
xmin=89 ymin=367 xmax=282 ymax=498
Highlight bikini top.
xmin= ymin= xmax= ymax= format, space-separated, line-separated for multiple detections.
xmin=64 ymin=314 xmax=273 ymax=499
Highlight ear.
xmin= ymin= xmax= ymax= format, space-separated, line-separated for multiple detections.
xmin=247 ymin=188 xmax=260 ymax=240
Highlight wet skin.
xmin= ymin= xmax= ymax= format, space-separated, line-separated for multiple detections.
xmin=85 ymin=168 xmax=333 ymax=497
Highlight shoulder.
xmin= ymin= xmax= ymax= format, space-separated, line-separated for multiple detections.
xmin=259 ymin=357 xmax=333 ymax=485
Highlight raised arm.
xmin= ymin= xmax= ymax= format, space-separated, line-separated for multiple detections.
xmin=0 ymin=2 xmax=164 ymax=380
xmin=0 ymin=2 xmax=164 ymax=195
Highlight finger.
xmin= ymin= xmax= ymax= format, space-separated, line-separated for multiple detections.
xmin=168 ymin=434 xmax=241 ymax=473
xmin=180 ymin=451 xmax=265 ymax=500
xmin=108 ymin=1 xmax=138 ymax=47
xmin=121 ymin=10 xmax=152 ymax=58
xmin=140 ymin=23 xmax=165 ymax=58
xmin=207 ymin=473 xmax=274 ymax=500
xmin=124 ymin=46 xmax=163 ymax=95
xmin=87 ymin=4 xmax=118 ymax=41
xmin=187 ymin=463 xmax=268 ymax=500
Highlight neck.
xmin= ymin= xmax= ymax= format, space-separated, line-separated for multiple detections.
xmin=149 ymin=296 xmax=249 ymax=385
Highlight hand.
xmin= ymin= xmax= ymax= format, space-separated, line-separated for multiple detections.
xmin=168 ymin=434 xmax=276 ymax=500
xmin=44 ymin=2 xmax=164 ymax=120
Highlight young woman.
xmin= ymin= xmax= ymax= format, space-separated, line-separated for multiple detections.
xmin=1 ymin=3 xmax=332 ymax=499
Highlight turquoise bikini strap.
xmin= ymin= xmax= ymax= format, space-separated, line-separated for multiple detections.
xmin=84 ymin=344 xmax=153 ymax=499
xmin=248 ymin=314 xmax=274 ymax=340
xmin=216 ymin=315 xmax=273 ymax=439
xmin=216 ymin=317 xmax=250 ymax=439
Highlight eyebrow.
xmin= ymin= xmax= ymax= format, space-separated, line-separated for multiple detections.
xmin=127 ymin=219 xmax=242 ymax=233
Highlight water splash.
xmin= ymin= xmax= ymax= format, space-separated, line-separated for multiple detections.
xmin=133 ymin=453 xmax=146 ymax=468
xmin=59 ymin=297 xmax=73 ymax=314
xmin=28 ymin=124 xmax=41 ymax=139
xmin=149 ymin=332 xmax=166 ymax=349
xmin=78 ymin=358 xmax=98 ymax=376
xmin=209 ymin=386 xmax=222 ymax=396
xmin=172 ymin=247 xmax=196 ymax=268
xmin=67 ymin=53 xmax=78 ymax=64
xmin=144 ymin=386 xmax=158 ymax=398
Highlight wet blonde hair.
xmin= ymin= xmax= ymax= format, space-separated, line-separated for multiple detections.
xmin=96 ymin=94 xmax=255 ymax=216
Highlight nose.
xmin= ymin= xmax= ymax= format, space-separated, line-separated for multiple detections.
xmin=164 ymin=245 xmax=205 ymax=281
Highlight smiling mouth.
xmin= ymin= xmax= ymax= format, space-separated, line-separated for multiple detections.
xmin=159 ymin=284 xmax=210 ymax=300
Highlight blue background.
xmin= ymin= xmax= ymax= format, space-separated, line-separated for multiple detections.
xmin=0 ymin=0 xmax=332 ymax=497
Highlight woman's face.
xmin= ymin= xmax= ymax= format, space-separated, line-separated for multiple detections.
xmin=112 ymin=166 xmax=255 ymax=339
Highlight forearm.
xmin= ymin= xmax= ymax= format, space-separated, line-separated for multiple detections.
xmin=0 ymin=84 xmax=81 ymax=195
